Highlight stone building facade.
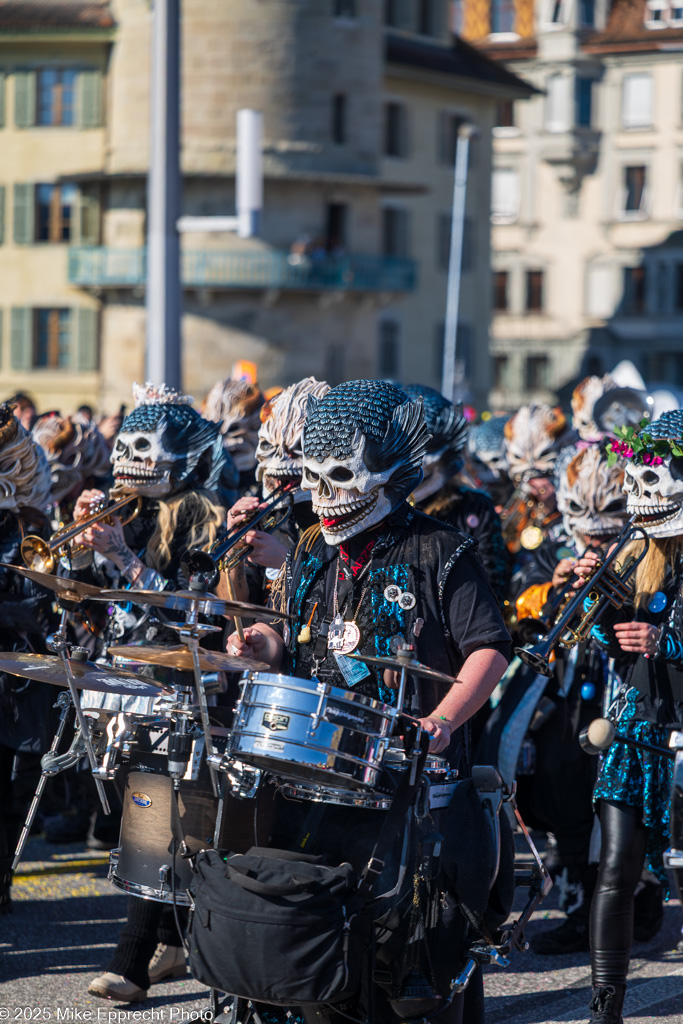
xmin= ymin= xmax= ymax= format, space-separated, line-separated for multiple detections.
xmin=0 ymin=0 xmax=529 ymax=413
xmin=458 ymin=0 xmax=683 ymax=408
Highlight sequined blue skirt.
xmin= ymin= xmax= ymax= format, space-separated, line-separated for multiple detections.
xmin=593 ymin=689 xmax=674 ymax=886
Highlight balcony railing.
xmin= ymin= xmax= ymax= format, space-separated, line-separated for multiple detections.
xmin=68 ymin=247 xmax=417 ymax=293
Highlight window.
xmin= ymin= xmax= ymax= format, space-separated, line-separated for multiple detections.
xmin=645 ymin=0 xmax=668 ymax=25
xmin=384 ymin=0 xmax=411 ymax=28
xmin=437 ymin=112 xmax=462 ymax=164
xmin=35 ymin=309 xmax=71 ymax=368
xmin=546 ymin=74 xmax=572 ymax=132
xmin=586 ymin=264 xmax=615 ymax=318
xmin=575 ymin=79 xmax=592 ymax=128
xmin=437 ymin=213 xmax=451 ymax=270
xmin=333 ymin=0 xmax=357 ymax=16
xmin=622 ymin=165 xmax=648 ymax=216
xmin=675 ymin=264 xmax=683 ymax=310
xmin=332 ymin=94 xmax=347 ymax=145
xmin=490 ymin=0 xmax=516 ymax=33
xmin=496 ymin=100 xmax=515 ymax=128
xmin=36 ymin=184 xmax=78 ymax=242
xmin=526 ymin=355 xmax=549 ymax=390
xmin=491 ymin=168 xmax=520 ymax=222
xmin=580 ymin=0 xmax=595 ymax=25
xmin=493 ymin=355 xmax=510 ymax=389
xmin=622 ymin=74 xmax=653 ymax=129
xmin=379 ymin=321 xmax=400 ymax=377
xmin=384 ymin=102 xmax=409 ymax=157
xmin=37 ymin=68 xmax=77 ymax=126
xmin=623 ymin=266 xmax=647 ymax=314
xmin=382 ymin=207 xmax=410 ymax=258
xmin=417 ymin=0 xmax=441 ymax=35
xmin=525 ymin=270 xmax=544 ymax=312
xmin=493 ymin=270 xmax=509 ymax=311
xmin=326 ymin=202 xmax=348 ymax=250
xmin=672 ymin=0 xmax=683 ymax=23
xmin=550 ymin=0 xmax=566 ymax=22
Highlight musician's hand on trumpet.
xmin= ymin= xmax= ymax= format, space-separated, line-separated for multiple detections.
xmin=72 ymin=488 xmax=139 ymax=575
xmin=552 ymin=556 xmax=577 ymax=589
xmin=571 ymin=550 xmax=602 ymax=586
xmin=226 ymin=495 xmax=288 ymax=570
xmin=612 ymin=622 xmax=660 ymax=656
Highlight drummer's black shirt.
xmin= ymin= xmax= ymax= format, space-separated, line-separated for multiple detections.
xmin=269 ymin=504 xmax=510 ymax=719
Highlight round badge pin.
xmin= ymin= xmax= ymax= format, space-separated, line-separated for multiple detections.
xmin=466 ymin=514 xmax=480 ymax=529
xmin=398 ymin=591 xmax=416 ymax=610
xmin=384 ymin=584 xmax=402 ymax=603
xmin=648 ymin=591 xmax=667 ymax=614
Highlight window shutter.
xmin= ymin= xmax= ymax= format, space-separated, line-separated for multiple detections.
xmin=491 ymin=168 xmax=520 ymax=220
xmin=14 ymin=70 xmax=36 ymax=129
xmin=79 ymin=70 xmax=103 ymax=129
xmin=0 ymin=186 xmax=5 ymax=245
xmin=622 ymin=74 xmax=653 ymax=129
xmin=0 ymin=310 xmax=4 ymax=367
xmin=0 ymin=71 xmax=6 ymax=128
xmin=10 ymin=308 xmax=32 ymax=370
xmin=13 ymin=184 xmax=34 ymax=244
xmin=75 ymin=307 xmax=99 ymax=371
xmin=76 ymin=191 xmax=100 ymax=245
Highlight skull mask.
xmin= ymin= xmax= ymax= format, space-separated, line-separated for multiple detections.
xmin=255 ymin=377 xmax=330 ymax=500
xmin=402 ymin=384 xmax=468 ymax=503
xmin=622 ymin=410 xmax=683 ymax=538
xmin=0 ymin=403 xmax=52 ymax=513
xmin=504 ymin=403 xmax=573 ymax=485
xmin=572 ymin=374 xmax=650 ymax=442
xmin=112 ymin=382 xmax=237 ymax=501
xmin=32 ymin=412 xmax=110 ymax=503
xmin=302 ymin=380 xmax=429 ymax=545
xmin=202 ymin=379 xmax=264 ymax=474
xmin=557 ymin=446 xmax=627 ymax=553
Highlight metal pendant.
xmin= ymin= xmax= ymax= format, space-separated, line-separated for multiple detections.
xmin=328 ymin=613 xmax=347 ymax=651
xmin=338 ymin=620 xmax=361 ymax=655
xmin=521 ymin=525 xmax=544 ymax=550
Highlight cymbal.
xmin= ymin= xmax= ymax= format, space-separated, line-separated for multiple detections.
xmin=346 ymin=652 xmax=457 ymax=686
xmin=0 ymin=652 xmax=176 ymax=697
xmin=94 ymin=588 xmax=291 ymax=622
xmin=109 ymin=644 xmax=269 ymax=674
xmin=0 ymin=564 xmax=105 ymax=602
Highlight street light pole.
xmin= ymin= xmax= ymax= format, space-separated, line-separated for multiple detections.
xmin=146 ymin=0 xmax=182 ymax=389
xmin=441 ymin=122 xmax=475 ymax=404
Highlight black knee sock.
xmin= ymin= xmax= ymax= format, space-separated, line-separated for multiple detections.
xmin=590 ymin=800 xmax=649 ymax=988
xmin=106 ymin=898 xmax=164 ymax=988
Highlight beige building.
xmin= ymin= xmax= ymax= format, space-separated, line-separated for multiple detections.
xmin=459 ymin=0 xmax=683 ymax=408
xmin=0 ymin=0 xmax=530 ymax=414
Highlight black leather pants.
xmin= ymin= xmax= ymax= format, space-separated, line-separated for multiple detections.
xmin=589 ymin=799 xmax=649 ymax=987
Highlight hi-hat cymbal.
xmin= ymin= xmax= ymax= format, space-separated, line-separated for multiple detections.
xmin=0 ymin=652 xmax=176 ymax=696
xmin=1 ymin=564 xmax=105 ymax=602
xmin=94 ymin=588 xmax=291 ymax=622
xmin=346 ymin=652 xmax=457 ymax=686
xmin=109 ymin=644 xmax=268 ymax=674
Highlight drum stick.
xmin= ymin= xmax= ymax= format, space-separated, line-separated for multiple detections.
xmin=224 ymin=572 xmax=245 ymax=642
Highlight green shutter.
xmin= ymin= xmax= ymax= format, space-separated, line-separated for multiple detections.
xmin=0 ymin=310 xmax=4 ymax=367
xmin=0 ymin=186 xmax=5 ymax=245
xmin=0 ymin=71 xmax=6 ymax=128
xmin=14 ymin=70 xmax=36 ymax=128
xmin=79 ymin=70 xmax=103 ymax=129
xmin=10 ymin=308 xmax=32 ymax=370
xmin=77 ymin=191 xmax=100 ymax=245
xmin=75 ymin=307 xmax=99 ymax=371
xmin=13 ymin=184 xmax=34 ymax=244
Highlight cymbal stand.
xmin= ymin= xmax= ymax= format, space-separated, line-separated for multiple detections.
xmin=178 ymin=590 xmax=219 ymax=797
xmin=12 ymin=691 xmax=73 ymax=870
xmin=46 ymin=607 xmax=111 ymax=815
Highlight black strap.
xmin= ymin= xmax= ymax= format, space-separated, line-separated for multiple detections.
xmin=358 ymin=725 xmax=430 ymax=896
xmin=169 ymin=785 xmax=188 ymax=856
xmin=312 ymin=615 xmax=333 ymax=662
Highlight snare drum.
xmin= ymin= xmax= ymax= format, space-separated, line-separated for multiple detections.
xmin=229 ymin=672 xmax=397 ymax=790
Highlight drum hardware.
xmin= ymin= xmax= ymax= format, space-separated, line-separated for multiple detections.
xmin=12 ymin=691 xmax=73 ymax=870
xmin=20 ymin=492 xmax=142 ymax=573
xmin=579 ymin=716 xmax=676 ymax=760
xmin=181 ymin=482 xmax=297 ymax=590
xmin=515 ymin=516 xmax=649 ymax=676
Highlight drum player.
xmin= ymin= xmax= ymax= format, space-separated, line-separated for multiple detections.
xmin=227 ymin=379 xmax=511 ymax=1024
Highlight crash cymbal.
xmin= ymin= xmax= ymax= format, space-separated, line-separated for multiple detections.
xmin=0 ymin=652 xmax=175 ymax=697
xmin=94 ymin=588 xmax=291 ymax=622
xmin=109 ymin=644 xmax=269 ymax=674
xmin=346 ymin=651 xmax=457 ymax=686
xmin=0 ymin=564 xmax=105 ymax=602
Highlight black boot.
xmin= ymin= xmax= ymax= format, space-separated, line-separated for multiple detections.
xmin=588 ymin=985 xmax=625 ymax=1023
xmin=0 ymin=856 xmax=13 ymax=915
xmin=633 ymin=878 xmax=663 ymax=942
xmin=530 ymin=864 xmax=596 ymax=955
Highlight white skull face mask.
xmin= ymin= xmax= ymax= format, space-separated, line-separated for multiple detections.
xmin=504 ymin=404 xmax=572 ymax=485
xmin=613 ymin=411 xmax=683 ymax=538
xmin=0 ymin=404 xmax=52 ymax=513
xmin=557 ymin=447 xmax=627 ymax=553
xmin=302 ymin=380 xmax=428 ymax=545
xmin=572 ymin=374 xmax=650 ymax=442
xmin=255 ymin=377 xmax=330 ymax=500
xmin=203 ymin=379 xmax=264 ymax=474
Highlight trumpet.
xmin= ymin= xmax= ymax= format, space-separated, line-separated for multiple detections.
xmin=21 ymin=493 xmax=142 ymax=574
xmin=515 ymin=516 xmax=649 ymax=676
xmin=181 ymin=483 xmax=296 ymax=588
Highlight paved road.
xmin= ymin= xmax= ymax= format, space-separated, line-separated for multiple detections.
xmin=1 ymin=836 xmax=682 ymax=1023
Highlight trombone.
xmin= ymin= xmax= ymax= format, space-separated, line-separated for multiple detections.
xmin=21 ymin=493 xmax=142 ymax=574
xmin=181 ymin=482 xmax=296 ymax=588
xmin=515 ymin=516 xmax=649 ymax=676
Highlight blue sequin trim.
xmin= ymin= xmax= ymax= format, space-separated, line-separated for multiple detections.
xmin=593 ymin=689 xmax=674 ymax=890
xmin=368 ymin=564 xmax=411 ymax=706
xmin=290 ymin=552 xmax=323 ymax=671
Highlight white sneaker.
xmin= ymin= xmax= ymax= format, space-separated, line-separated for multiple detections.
xmin=88 ymin=973 xmax=147 ymax=1002
xmin=148 ymin=943 xmax=187 ymax=983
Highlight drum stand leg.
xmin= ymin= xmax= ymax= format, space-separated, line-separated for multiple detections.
xmin=178 ymin=596 xmax=219 ymax=797
xmin=12 ymin=691 xmax=73 ymax=870
xmin=47 ymin=609 xmax=111 ymax=816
